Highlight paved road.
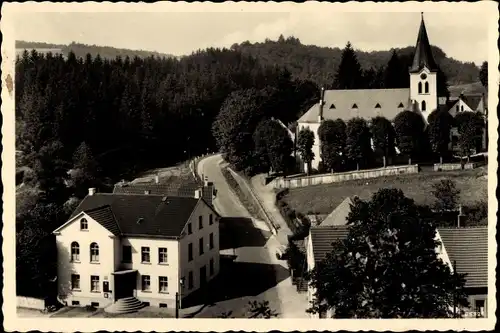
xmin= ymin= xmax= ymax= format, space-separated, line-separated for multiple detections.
xmin=193 ymin=154 xmax=308 ymax=318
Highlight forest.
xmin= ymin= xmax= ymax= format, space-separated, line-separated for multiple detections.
xmin=15 ymin=38 xmax=486 ymax=298
xmin=230 ymin=35 xmax=481 ymax=87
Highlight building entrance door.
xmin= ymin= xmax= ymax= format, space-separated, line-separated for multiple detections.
xmin=114 ymin=271 xmax=136 ymax=300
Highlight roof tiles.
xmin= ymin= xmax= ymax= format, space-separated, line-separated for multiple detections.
xmin=438 ymin=227 xmax=488 ymax=289
xmin=70 ymin=193 xmax=201 ymax=238
xmin=298 ymin=88 xmax=410 ymax=123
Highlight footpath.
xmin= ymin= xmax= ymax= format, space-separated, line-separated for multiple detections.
xmin=228 ymin=171 xmax=293 ymax=246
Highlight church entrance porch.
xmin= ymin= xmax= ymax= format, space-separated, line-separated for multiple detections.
xmin=112 ymin=269 xmax=138 ymax=301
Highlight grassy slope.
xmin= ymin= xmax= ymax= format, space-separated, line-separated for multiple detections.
xmin=449 ymin=82 xmax=487 ymax=96
xmin=283 ymin=167 xmax=487 ymax=215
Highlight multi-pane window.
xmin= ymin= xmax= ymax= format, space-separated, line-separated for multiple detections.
xmin=159 ymin=276 xmax=168 ymax=293
xmin=80 ymin=218 xmax=88 ymax=230
xmin=199 ymin=237 xmax=204 ymax=255
xmin=141 ymin=247 xmax=150 ymax=263
xmin=209 ymin=233 xmax=214 ymax=250
xmin=187 ymin=223 xmax=192 ymax=235
xmin=198 ymin=216 xmax=203 ymax=229
xmin=90 ymin=275 xmax=100 ymax=292
xmin=209 ymin=258 xmax=214 ymax=275
xmin=188 ymin=243 xmax=193 ymax=261
xmin=71 ymin=274 xmax=80 ymax=290
xmin=71 ymin=242 xmax=80 ymax=262
xmin=159 ymin=248 xmax=168 ymax=264
xmin=122 ymin=245 xmax=132 ymax=263
xmin=141 ymin=275 xmax=151 ymax=291
xmin=188 ymin=271 xmax=194 ymax=290
xmin=90 ymin=242 xmax=99 ymax=262
xmin=209 ymin=214 xmax=213 ymax=225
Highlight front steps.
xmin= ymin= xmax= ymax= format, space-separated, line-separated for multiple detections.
xmin=104 ymin=297 xmax=145 ymax=314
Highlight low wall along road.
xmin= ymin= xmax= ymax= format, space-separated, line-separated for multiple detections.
xmin=17 ymin=296 xmax=47 ymax=310
xmin=271 ymin=164 xmax=419 ymax=189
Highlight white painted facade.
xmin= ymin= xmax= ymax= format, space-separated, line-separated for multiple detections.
xmin=54 ymin=199 xmax=220 ymax=308
xmin=409 ymin=67 xmax=438 ymax=122
xmin=178 ymin=199 xmax=220 ymax=299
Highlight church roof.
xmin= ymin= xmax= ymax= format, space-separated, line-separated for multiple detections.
xmin=409 ymin=14 xmax=438 ymax=73
xmin=297 ymin=88 xmax=410 ymax=123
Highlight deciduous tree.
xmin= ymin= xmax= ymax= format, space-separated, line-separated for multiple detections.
xmin=318 ymin=119 xmax=347 ymax=172
xmin=346 ymin=118 xmax=371 ymax=170
xmin=370 ymin=116 xmax=396 ymax=166
xmin=431 ymin=179 xmax=461 ymax=211
xmin=454 ymin=111 xmax=485 ymax=159
xmin=427 ymin=109 xmax=454 ymax=162
xmin=297 ymin=127 xmax=315 ymax=175
xmin=394 ymin=111 xmax=426 ymax=164
xmin=306 ymin=188 xmax=469 ymax=318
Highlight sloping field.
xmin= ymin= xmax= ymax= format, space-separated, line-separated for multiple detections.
xmin=283 ymin=167 xmax=487 ymax=215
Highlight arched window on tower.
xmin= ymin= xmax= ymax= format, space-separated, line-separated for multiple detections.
xmin=424 ymin=82 xmax=429 ymax=94
xmin=421 ymin=100 xmax=427 ymax=111
xmin=418 ymin=82 xmax=422 ymax=94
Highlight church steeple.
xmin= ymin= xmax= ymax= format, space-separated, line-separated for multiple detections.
xmin=409 ymin=13 xmax=438 ymax=73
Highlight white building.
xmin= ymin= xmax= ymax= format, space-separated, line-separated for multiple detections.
xmin=304 ymin=199 xmax=488 ymax=318
xmin=53 ymin=188 xmax=221 ymax=312
xmin=296 ymin=14 xmax=487 ymax=172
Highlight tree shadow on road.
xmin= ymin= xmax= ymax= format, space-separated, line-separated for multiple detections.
xmin=181 ymin=258 xmax=289 ymax=310
xmin=219 ymin=217 xmax=271 ymax=250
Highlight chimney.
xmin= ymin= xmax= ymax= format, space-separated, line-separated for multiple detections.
xmin=194 ymin=189 xmax=202 ymax=199
xmin=318 ymin=87 xmax=325 ymax=122
xmin=88 ymin=188 xmax=96 ymax=196
xmin=154 ymin=174 xmax=159 ymax=184
xmin=144 ymin=190 xmax=151 ymax=195
xmin=457 ymin=204 xmax=466 ymax=228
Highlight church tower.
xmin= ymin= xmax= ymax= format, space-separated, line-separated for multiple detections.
xmin=409 ymin=13 xmax=438 ymax=122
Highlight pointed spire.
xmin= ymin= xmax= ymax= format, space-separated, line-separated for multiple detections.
xmin=409 ymin=13 xmax=438 ymax=73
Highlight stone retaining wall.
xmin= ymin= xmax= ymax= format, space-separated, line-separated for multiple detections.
xmin=17 ymin=296 xmax=47 ymax=310
xmin=271 ymin=164 xmax=419 ymax=189
xmin=433 ymin=162 xmax=483 ymax=171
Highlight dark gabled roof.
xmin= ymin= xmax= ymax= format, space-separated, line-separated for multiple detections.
xmin=438 ymin=227 xmax=488 ymax=289
xmin=69 ymin=194 xmax=201 ymax=238
xmin=310 ymin=225 xmax=350 ymax=264
xmin=409 ymin=15 xmax=438 ymax=73
xmin=461 ymin=94 xmax=484 ymax=111
xmin=85 ymin=205 xmax=121 ymax=236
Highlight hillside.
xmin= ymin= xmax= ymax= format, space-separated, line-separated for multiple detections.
xmin=448 ymin=81 xmax=487 ymax=96
xmin=15 ymin=40 xmax=177 ymax=60
xmin=230 ymin=36 xmax=482 ymax=87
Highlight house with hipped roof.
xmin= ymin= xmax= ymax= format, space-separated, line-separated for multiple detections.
xmin=296 ymin=14 xmax=487 ymax=172
xmin=304 ymin=197 xmax=488 ymax=318
xmin=53 ymin=187 xmax=221 ymax=313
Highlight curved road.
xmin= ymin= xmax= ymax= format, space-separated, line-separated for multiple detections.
xmin=196 ymin=154 xmax=308 ymax=318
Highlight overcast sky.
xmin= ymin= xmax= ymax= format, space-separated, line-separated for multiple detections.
xmin=12 ymin=6 xmax=491 ymax=65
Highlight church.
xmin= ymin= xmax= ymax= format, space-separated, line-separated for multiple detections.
xmin=297 ymin=14 xmax=487 ymax=171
